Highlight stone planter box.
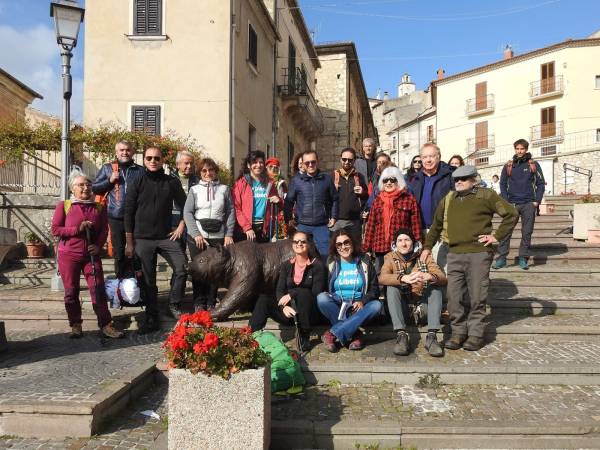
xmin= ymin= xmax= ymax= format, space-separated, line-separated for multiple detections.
xmin=573 ymin=203 xmax=600 ymax=240
xmin=168 ymin=366 xmax=271 ymax=450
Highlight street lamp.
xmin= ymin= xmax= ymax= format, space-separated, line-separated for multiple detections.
xmin=50 ymin=0 xmax=84 ymax=292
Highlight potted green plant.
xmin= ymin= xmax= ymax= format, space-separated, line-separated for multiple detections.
xmin=573 ymin=194 xmax=600 ymax=240
xmin=164 ymin=311 xmax=270 ymax=450
xmin=24 ymin=231 xmax=45 ymax=258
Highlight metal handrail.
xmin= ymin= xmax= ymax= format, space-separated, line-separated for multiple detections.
xmin=531 ymin=121 xmax=564 ymax=141
xmin=279 ymin=67 xmax=324 ymax=134
xmin=530 ymin=75 xmax=564 ymax=98
xmin=465 ymin=94 xmax=495 ymax=114
xmin=563 ymin=163 xmax=592 ymax=194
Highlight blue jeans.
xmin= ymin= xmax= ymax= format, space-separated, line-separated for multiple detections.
xmin=317 ymin=292 xmax=382 ymax=345
xmin=297 ymin=224 xmax=330 ymax=264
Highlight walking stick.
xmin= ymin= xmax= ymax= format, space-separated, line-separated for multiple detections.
xmin=289 ymin=298 xmax=304 ymax=355
xmin=268 ymin=202 xmax=274 ymax=242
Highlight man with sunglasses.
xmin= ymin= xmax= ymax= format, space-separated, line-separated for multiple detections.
xmin=124 ymin=147 xmax=187 ymax=334
xmin=92 ymin=140 xmax=144 ymax=278
xmin=285 ymin=150 xmax=339 ymax=262
xmin=422 ymin=165 xmax=517 ymax=351
xmin=331 ymin=148 xmax=368 ymax=244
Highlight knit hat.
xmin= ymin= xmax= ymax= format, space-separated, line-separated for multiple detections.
xmin=265 ymin=157 xmax=280 ymax=167
xmin=393 ymin=228 xmax=415 ymax=244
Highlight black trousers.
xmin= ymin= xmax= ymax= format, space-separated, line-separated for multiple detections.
xmin=108 ymin=217 xmax=126 ymax=278
xmin=249 ymin=289 xmax=316 ymax=333
xmin=187 ymin=235 xmax=224 ymax=308
xmin=135 ymin=238 xmax=187 ymax=318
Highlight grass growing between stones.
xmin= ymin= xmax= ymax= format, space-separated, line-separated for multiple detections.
xmin=416 ymin=373 xmax=443 ymax=390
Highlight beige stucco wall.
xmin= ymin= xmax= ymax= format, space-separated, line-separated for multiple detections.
xmin=84 ymin=0 xmax=276 ymax=171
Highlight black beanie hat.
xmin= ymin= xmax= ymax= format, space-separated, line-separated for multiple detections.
xmin=392 ymin=228 xmax=415 ymax=244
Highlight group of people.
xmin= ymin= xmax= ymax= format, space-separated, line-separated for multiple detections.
xmin=51 ymin=136 xmax=545 ymax=357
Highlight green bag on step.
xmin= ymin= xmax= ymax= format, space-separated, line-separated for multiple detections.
xmin=253 ymin=331 xmax=305 ymax=393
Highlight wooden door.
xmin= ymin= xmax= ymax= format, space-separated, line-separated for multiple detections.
xmin=475 ymin=82 xmax=487 ymax=110
xmin=541 ymin=106 xmax=556 ymax=138
xmin=541 ymin=62 xmax=555 ymax=94
xmin=475 ymin=121 xmax=488 ymax=150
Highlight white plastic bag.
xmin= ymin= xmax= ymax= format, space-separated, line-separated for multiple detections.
xmin=105 ymin=278 xmax=140 ymax=308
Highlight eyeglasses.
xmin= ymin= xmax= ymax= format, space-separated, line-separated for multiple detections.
xmin=454 ymin=176 xmax=472 ymax=182
xmin=304 ymin=160 xmax=317 ymax=166
xmin=73 ymin=182 xmax=91 ymax=188
xmin=201 ymin=168 xmax=215 ymax=173
xmin=382 ymin=177 xmax=398 ymax=184
xmin=145 ymin=156 xmax=162 ymax=162
xmin=335 ymin=239 xmax=352 ymax=249
xmin=292 ymin=239 xmax=307 ymax=245
xmin=413 ymin=160 xmax=422 ymax=165
xmin=341 ymin=158 xmax=355 ymax=163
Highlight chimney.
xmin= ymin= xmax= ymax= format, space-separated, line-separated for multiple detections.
xmin=436 ymin=68 xmax=445 ymax=80
xmin=383 ymin=91 xmax=390 ymax=100
xmin=504 ymin=45 xmax=514 ymax=60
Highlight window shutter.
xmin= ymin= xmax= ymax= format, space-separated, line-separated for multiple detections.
xmin=131 ymin=106 xmax=161 ymax=136
xmin=475 ymin=121 xmax=488 ymax=150
xmin=475 ymin=82 xmax=487 ymax=110
xmin=134 ymin=0 xmax=162 ymax=35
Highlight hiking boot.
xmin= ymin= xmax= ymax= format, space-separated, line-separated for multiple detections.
xmin=168 ymin=303 xmax=183 ymax=320
xmin=298 ymin=330 xmax=311 ymax=352
xmin=321 ymin=330 xmax=338 ymax=353
xmin=101 ymin=323 xmax=124 ymax=339
xmin=492 ymin=258 xmax=507 ymax=269
xmin=444 ymin=334 xmax=467 ymax=350
xmin=348 ymin=331 xmax=365 ymax=351
xmin=518 ymin=257 xmax=529 ymax=270
xmin=138 ymin=315 xmax=160 ymax=335
xmin=70 ymin=323 xmax=83 ymax=339
xmin=393 ymin=330 xmax=410 ymax=356
xmin=424 ymin=331 xmax=444 ymax=357
xmin=462 ymin=336 xmax=485 ymax=351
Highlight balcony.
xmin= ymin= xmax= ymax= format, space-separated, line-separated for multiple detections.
xmin=278 ymin=67 xmax=324 ymax=138
xmin=466 ymin=135 xmax=495 ymax=166
xmin=465 ymin=94 xmax=495 ymax=117
xmin=530 ymin=121 xmax=564 ymax=146
xmin=529 ymin=75 xmax=564 ymax=101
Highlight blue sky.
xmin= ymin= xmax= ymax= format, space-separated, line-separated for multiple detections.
xmin=0 ymin=0 xmax=598 ymax=121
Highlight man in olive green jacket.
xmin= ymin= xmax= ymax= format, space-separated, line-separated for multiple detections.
xmin=421 ymin=165 xmax=517 ymax=351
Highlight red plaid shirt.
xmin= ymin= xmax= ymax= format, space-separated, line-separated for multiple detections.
xmin=363 ymin=188 xmax=422 ymax=253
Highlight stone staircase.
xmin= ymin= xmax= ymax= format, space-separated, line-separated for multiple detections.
xmin=2 ymin=195 xmax=600 ymax=448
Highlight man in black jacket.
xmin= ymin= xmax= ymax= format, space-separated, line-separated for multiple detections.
xmin=124 ymin=147 xmax=187 ymax=333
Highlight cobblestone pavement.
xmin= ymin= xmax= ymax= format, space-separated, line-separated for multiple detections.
xmin=272 ymin=383 xmax=600 ymax=424
xmin=0 ymin=383 xmax=168 ymax=450
xmin=0 ymin=330 xmax=164 ymax=404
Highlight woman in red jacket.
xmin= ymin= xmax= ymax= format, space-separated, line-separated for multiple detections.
xmin=51 ymin=172 xmax=123 ymax=339
xmin=363 ymin=166 xmax=422 ymax=273
xmin=232 ymin=150 xmax=283 ymax=242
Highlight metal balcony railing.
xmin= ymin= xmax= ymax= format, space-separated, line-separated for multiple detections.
xmin=531 ymin=121 xmax=564 ymax=142
xmin=530 ymin=75 xmax=564 ymax=99
xmin=466 ymin=135 xmax=496 ymax=166
xmin=279 ymin=67 xmax=324 ymax=134
xmin=465 ymin=94 xmax=495 ymax=115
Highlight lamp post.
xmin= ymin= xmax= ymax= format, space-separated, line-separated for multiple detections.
xmin=50 ymin=0 xmax=85 ymax=292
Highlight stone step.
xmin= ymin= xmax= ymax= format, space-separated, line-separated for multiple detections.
xmin=270 ymin=383 xmax=600 ymax=449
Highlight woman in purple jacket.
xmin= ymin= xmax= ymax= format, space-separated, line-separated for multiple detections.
xmin=51 ymin=172 xmax=123 ymax=339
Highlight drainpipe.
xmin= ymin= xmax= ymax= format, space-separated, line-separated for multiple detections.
xmin=229 ymin=0 xmax=237 ymax=171
xmin=271 ymin=0 xmax=278 ymax=159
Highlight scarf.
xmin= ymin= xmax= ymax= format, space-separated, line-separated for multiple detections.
xmin=380 ymin=189 xmax=403 ymax=246
xmin=338 ymin=167 xmax=355 ymax=179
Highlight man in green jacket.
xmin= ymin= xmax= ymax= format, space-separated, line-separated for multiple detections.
xmin=421 ymin=165 xmax=517 ymax=351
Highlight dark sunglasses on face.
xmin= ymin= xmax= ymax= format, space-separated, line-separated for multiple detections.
xmin=382 ymin=177 xmax=397 ymax=184
xmin=293 ymin=239 xmax=307 ymax=245
xmin=413 ymin=160 xmax=422 ymax=165
xmin=335 ymin=239 xmax=352 ymax=249
xmin=341 ymin=158 xmax=355 ymax=163
xmin=145 ymin=156 xmax=161 ymax=162
xmin=454 ymin=176 xmax=472 ymax=182
xmin=304 ymin=160 xmax=317 ymax=166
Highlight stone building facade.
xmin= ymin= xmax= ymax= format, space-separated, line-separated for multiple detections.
xmin=314 ymin=42 xmax=376 ymax=172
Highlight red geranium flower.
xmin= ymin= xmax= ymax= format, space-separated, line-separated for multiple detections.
xmin=193 ymin=342 xmax=207 ymax=354
xmin=240 ymin=326 xmax=252 ymax=335
xmin=203 ymin=332 xmax=219 ymax=350
xmin=190 ymin=310 xmax=213 ymax=327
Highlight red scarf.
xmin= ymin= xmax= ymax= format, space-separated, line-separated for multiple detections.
xmin=380 ymin=189 xmax=403 ymax=245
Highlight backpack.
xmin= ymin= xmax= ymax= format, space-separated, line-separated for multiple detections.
xmin=333 ymin=170 xmax=364 ymax=209
xmin=95 ymin=161 xmax=120 ymax=207
xmin=252 ymin=331 xmax=305 ymax=394
xmin=63 ymin=200 xmax=104 ymax=215
xmin=505 ymin=159 xmax=537 ymax=177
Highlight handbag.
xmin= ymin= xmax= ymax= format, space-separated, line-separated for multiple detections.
xmin=199 ymin=218 xmax=223 ymax=233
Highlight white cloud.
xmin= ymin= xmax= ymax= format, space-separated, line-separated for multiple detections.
xmin=0 ymin=23 xmax=84 ymax=122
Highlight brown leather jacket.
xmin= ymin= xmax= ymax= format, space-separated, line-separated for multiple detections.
xmin=378 ymin=250 xmax=447 ymax=297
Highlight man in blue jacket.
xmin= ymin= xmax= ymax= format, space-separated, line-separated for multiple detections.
xmin=92 ymin=140 xmax=144 ymax=278
xmin=493 ymin=139 xmax=545 ymax=270
xmin=285 ymin=150 xmax=339 ymax=262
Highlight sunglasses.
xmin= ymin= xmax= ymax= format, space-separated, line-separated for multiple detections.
xmin=304 ymin=160 xmax=317 ymax=166
xmin=454 ymin=176 xmax=472 ymax=182
xmin=335 ymin=239 xmax=352 ymax=249
xmin=341 ymin=158 xmax=355 ymax=163
xmin=413 ymin=160 xmax=422 ymax=164
xmin=145 ymin=156 xmax=162 ymax=162
xmin=382 ymin=177 xmax=397 ymax=184
xmin=201 ymin=168 xmax=215 ymax=173
xmin=293 ymin=239 xmax=307 ymax=245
